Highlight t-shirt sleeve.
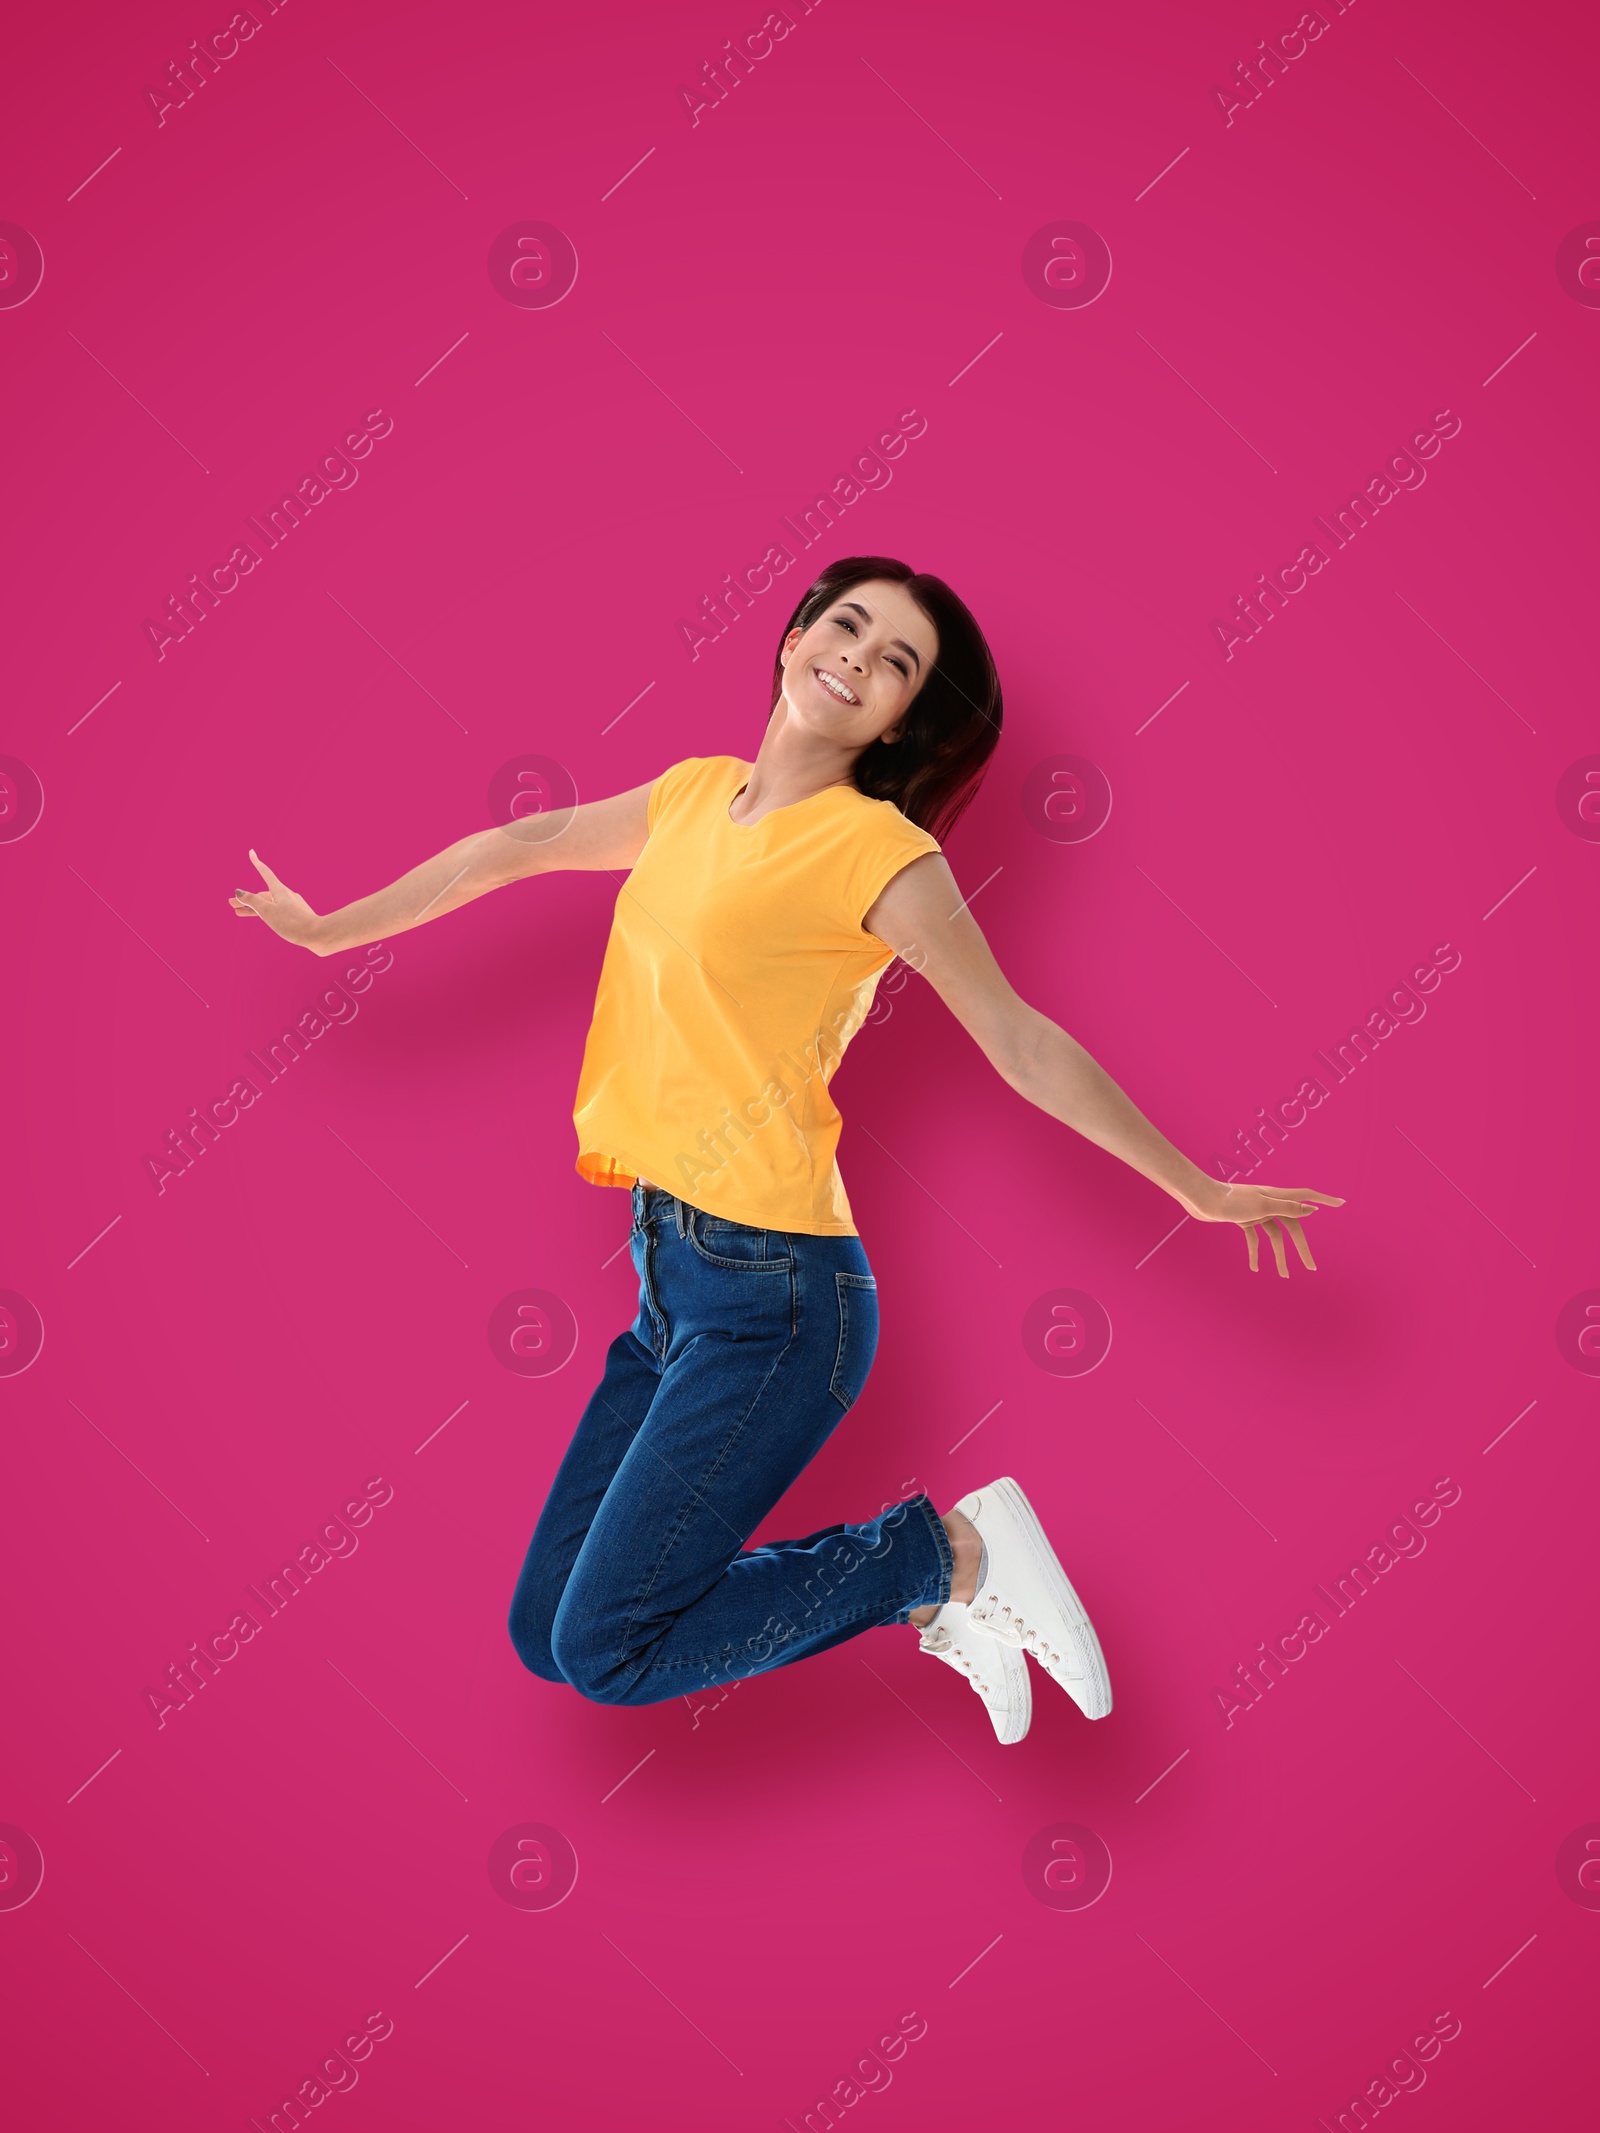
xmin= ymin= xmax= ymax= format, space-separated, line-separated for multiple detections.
xmin=850 ymin=811 xmax=943 ymax=932
xmin=647 ymin=757 xmax=704 ymax=836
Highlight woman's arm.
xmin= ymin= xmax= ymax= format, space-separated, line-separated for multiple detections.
xmin=228 ymin=780 xmax=656 ymax=957
xmin=862 ymin=854 xmax=1344 ymax=1277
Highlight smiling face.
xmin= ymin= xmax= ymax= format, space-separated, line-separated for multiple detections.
xmin=776 ymin=578 xmax=940 ymax=752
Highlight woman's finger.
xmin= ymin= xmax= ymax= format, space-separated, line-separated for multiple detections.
xmin=1264 ymin=1218 xmax=1290 ymax=1279
xmin=1244 ymin=1223 xmax=1260 ymax=1274
xmin=248 ymin=847 xmax=285 ymax=894
xmin=1283 ymin=1214 xmax=1317 ymax=1272
xmin=1281 ymin=1190 xmax=1345 ymax=1207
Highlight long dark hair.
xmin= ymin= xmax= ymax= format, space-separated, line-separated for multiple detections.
xmin=769 ymin=556 xmax=1003 ymax=846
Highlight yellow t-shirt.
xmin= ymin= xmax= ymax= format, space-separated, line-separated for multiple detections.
xmin=572 ymin=755 xmax=943 ymax=1236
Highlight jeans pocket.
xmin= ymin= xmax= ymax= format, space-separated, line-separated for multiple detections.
xmin=684 ymin=1210 xmax=791 ymax=1272
xmin=829 ymin=1271 xmax=879 ymax=1410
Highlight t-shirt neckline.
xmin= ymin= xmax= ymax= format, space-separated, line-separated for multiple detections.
xmin=724 ymin=760 xmax=856 ymax=832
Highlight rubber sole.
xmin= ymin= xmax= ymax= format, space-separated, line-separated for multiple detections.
xmin=960 ymin=1476 xmax=1113 ymax=1720
xmin=991 ymin=1644 xmax=1033 ymax=1745
xmin=922 ymin=1610 xmax=1033 ymax=1744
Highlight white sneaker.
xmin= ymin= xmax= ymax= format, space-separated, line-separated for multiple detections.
xmin=917 ymin=1601 xmax=1032 ymax=1745
xmin=956 ymin=1477 xmax=1113 ymax=1720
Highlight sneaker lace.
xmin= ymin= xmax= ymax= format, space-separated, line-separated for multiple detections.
xmin=917 ymin=1623 xmax=999 ymax=1698
xmin=970 ymin=1592 xmax=1079 ymax=1677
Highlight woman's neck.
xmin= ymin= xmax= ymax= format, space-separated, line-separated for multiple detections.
xmin=730 ymin=722 xmax=857 ymax=823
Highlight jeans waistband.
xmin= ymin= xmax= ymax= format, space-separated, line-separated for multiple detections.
xmin=632 ymin=1177 xmax=684 ymax=1233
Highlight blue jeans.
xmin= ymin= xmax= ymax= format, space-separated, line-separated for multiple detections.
xmin=507 ymin=1180 xmax=955 ymax=1705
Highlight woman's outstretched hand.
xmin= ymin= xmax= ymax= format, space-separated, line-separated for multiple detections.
xmin=229 ymin=849 xmax=327 ymax=954
xmin=1180 ymin=1180 xmax=1346 ymax=1277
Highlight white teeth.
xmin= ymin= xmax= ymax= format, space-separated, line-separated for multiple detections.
xmin=816 ymin=667 xmax=859 ymax=704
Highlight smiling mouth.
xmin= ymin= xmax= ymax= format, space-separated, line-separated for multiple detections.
xmin=814 ymin=664 xmax=861 ymax=707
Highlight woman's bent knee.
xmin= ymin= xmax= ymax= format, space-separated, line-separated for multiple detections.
xmin=507 ymin=1604 xmax=567 ymax=1683
xmin=549 ymin=1609 xmax=656 ymax=1704
xmin=549 ymin=1633 xmax=628 ymax=1704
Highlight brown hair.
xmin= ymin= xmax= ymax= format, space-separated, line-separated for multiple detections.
xmin=770 ymin=555 xmax=1003 ymax=845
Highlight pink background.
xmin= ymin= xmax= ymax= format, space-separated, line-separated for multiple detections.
xmin=3 ymin=0 xmax=1597 ymax=2125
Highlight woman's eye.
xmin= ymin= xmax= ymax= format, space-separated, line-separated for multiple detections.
xmin=837 ymin=613 xmax=907 ymax=677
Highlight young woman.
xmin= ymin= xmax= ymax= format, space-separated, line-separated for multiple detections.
xmin=230 ymin=555 xmax=1342 ymax=1746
